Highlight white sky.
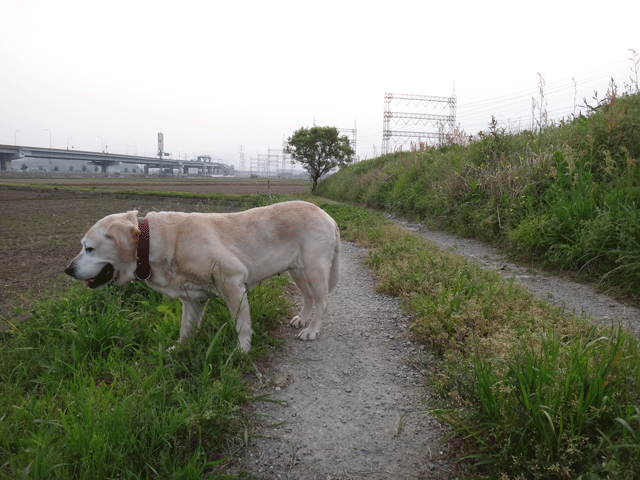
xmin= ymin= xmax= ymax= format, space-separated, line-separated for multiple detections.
xmin=1 ymin=0 xmax=638 ymax=168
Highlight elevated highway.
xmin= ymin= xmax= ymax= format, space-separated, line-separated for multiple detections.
xmin=0 ymin=144 xmax=233 ymax=175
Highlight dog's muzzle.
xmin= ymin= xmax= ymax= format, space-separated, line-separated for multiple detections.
xmin=65 ymin=263 xmax=115 ymax=289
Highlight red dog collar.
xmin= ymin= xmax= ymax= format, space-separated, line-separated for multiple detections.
xmin=135 ymin=218 xmax=151 ymax=281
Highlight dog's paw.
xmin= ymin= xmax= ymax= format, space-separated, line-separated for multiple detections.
xmin=238 ymin=334 xmax=251 ymax=353
xmin=289 ymin=315 xmax=308 ymax=328
xmin=297 ymin=328 xmax=319 ymax=341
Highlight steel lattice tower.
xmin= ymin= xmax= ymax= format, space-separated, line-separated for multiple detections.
xmin=250 ymin=155 xmax=260 ymax=174
xmin=382 ymin=92 xmax=456 ymax=154
xmin=338 ymin=121 xmax=357 ymax=159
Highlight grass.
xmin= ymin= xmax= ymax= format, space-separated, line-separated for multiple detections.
xmin=471 ymin=325 xmax=640 ymax=477
xmin=316 ymin=201 xmax=640 ymax=479
xmin=0 ymin=277 xmax=290 ymax=479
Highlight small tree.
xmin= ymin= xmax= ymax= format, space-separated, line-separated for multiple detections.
xmin=285 ymin=126 xmax=354 ymax=191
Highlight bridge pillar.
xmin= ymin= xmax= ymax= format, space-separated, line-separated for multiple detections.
xmin=89 ymin=160 xmax=119 ymax=173
xmin=0 ymin=153 xmax=21 ymax=171
xmin=183 ymin=165 xmax=189 ymax=175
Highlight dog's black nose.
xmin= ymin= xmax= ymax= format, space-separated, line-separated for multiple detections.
xmin=64 ymin=266 xmax=75 ymax=277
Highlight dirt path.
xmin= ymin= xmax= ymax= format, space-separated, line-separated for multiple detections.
xmin=236 ymin=241 xmax=451 ymax=479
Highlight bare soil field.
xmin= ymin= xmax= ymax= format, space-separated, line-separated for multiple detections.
xmin=0 ymin=176 xmax=311 ymax=195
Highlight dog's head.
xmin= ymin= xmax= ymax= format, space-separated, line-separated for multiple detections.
xmin=65 ymin=211 xmax=140 ymax=288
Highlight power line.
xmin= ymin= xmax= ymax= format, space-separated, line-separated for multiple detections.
xmin=458 ymin=59 xmax=633 ymax=133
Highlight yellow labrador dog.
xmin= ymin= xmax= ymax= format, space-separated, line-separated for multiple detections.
xmin=65 ymin=201 xmax=341 ymax=352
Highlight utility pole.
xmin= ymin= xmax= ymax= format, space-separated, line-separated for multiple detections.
xmin=158 ymin=132 xmax=164 ymax=173
xmin=238 ymin=144 xmax=245 ymax=172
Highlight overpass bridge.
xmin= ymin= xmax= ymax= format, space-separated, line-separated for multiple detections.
xmin=0 ymin=144 xmax=234 ymax=175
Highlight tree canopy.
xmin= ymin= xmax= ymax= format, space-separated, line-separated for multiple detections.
xmin=285 ymin=126 xmax=355 ymax=191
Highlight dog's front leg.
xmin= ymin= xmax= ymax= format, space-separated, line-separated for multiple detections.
xmin=179 ymin=299 xmax=208 ymax=340
xmin=235 ymin=307 xmax=252 ymax=353
xmin=223 ymin=282 xmax=252 ymax=352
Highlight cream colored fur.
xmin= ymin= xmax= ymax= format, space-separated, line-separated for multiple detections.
xmin=65 ymin=201 xmax=341 ymax=352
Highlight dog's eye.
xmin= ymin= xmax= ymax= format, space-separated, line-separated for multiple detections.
xmin=85 ymin=247 xmax=94 ymax=253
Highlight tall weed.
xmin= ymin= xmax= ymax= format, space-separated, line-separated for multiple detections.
xmin=433 ymin=326 xmax=640 ymax=478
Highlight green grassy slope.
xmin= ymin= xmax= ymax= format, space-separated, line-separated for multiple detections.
xmin=318 ymin=91 xmax=640 ymax=303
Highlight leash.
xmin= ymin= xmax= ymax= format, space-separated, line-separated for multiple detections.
xmin=135 ymin=218 xmax=152 ymax=281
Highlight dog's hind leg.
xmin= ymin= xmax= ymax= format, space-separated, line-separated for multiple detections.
xmin=179 ymin=299 xmax=208 ymax=340
xmin=288 ymin=269 xmax=315 ymax=329
xmin=296 ymin=268 xmax=329 ymax=342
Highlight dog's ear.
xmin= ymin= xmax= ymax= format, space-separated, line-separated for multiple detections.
xmin=125 ymin=210 xmax=139 ymax=221
xmin=106 ymin=219 xmax=139 ymax=262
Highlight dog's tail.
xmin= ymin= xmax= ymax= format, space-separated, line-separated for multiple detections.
xmin=328 ymin=221 xmax=341 ymax=293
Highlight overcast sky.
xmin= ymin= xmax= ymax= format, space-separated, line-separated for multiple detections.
xmin=1 ymin=0 xmax=638 ymax=169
